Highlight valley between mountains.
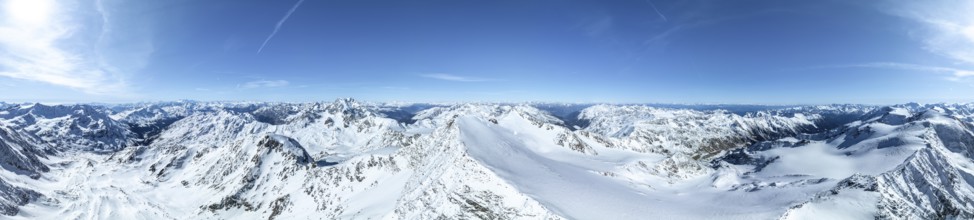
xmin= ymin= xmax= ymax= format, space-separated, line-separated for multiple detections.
xmin=2 ymin=99 xmax=974 ymax=219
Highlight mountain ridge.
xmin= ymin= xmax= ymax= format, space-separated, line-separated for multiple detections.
xmin=0 ymin=99 xmax=972 ymax=219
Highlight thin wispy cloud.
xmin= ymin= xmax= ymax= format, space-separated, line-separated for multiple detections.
xmin=241 ymin=80 xmax=290 ymax=88
xmin=880 ymin=0 xmax=974 ymax=65
xmin=257 ymin=0 xmax=306 ymax=54
xmin=0 ymin=0 xmax=137 ymax=95
xmin=646 ymin=0 xmax=667 ymax=22
xmin=642 ymin=8 xmax=790 ymax=47
xmin=420 ymin=74 xmax=494 ymax=82
xmin=807 ymin=62 xmax=974 ymax=81
xmin=578 ymin=15 xmax=614 ymax=37
xmin=95 ymin=0 xmax=154 ymax=77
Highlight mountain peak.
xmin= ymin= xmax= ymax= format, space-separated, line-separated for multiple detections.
xmin=2 ymin=102 xmax=974 ymax=219
xmin=256 ymin=134 xmax=313 ymax=165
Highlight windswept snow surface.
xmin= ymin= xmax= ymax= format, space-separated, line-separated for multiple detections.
xmin=456 ymin=116 xmax=783 ymax=219
xmin=2 ymin=100 xmax=974 ymax=219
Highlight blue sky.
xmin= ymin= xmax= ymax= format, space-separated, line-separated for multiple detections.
xmin=1 ymin=0 xmax=973 ymax=104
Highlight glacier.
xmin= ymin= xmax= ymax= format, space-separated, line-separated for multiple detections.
xmin=0 ymin=99 xmax=973 ymax=219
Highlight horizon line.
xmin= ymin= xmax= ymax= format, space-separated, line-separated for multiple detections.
xmin=2 ymin=98 xmax=968 ymax=107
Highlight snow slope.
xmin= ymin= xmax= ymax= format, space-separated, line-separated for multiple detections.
xmin=0 ymin=100 xmax=973 ymax=219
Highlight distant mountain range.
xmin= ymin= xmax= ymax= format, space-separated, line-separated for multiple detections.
xmin=1 ymin=99 xmax=973 ymax=219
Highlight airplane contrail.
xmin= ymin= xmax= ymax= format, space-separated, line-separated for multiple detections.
xmin=257 ymin=0 xmax=306 ymax=54
xmin=646 ymin=0 xmax=668 ymax=22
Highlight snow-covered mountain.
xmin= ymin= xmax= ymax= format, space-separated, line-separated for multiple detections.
xmin=1 ymin=99 xmax=973 ymax=219
xmin=0 ymin=104 xmax=133 ymax=152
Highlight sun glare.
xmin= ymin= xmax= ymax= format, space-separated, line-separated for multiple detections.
xmin=5 ymin=0 xmax=54 ymax=25
xmin=963 ymin=25 xmax=974 ymax=42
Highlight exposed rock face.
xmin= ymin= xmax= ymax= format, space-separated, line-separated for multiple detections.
xmin=0 ymin=126 xmax=49 ymax=178
xmin=0 ymin=178 xmax=41 ymax=216
xmin=256 ymin=135 xmax=313 ymax=165
xmin=579 ymin=104 xmax=818 ymax=156
xmin=0 ymin=104 xmax=134 ymax=152
xmin=1 ymin=101 xmax=974 ymax=219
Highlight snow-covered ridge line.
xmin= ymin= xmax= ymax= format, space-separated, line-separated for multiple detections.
xmin=0 ymin=100 xmax=973 ymax=219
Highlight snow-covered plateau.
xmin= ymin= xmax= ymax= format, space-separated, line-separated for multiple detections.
xmin=1 ymin=99 xmax=974 ymax=219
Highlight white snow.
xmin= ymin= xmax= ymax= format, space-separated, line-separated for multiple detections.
xmin=0 ymin=101 xmax=972 ymax=219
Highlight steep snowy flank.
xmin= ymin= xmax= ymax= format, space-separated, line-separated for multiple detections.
xmin=776 ymin=107 xmax=974 ymax=219
xmin=393 ymin=113 xmax=562 ymax=219
xmin=579 ymin=104 xmax=818 ymax=157
xmin=0 ymin=104 xmax=133 ymax=152
xmin=0 ymin=125 xmax=49 ymax=178
xmin=0 ymin=178 xmax=41 ymax=216
xmin=0 ymin=125 xmax=47 ymax=216
xmin=455 ymin=115 xmax=654 ymax=219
